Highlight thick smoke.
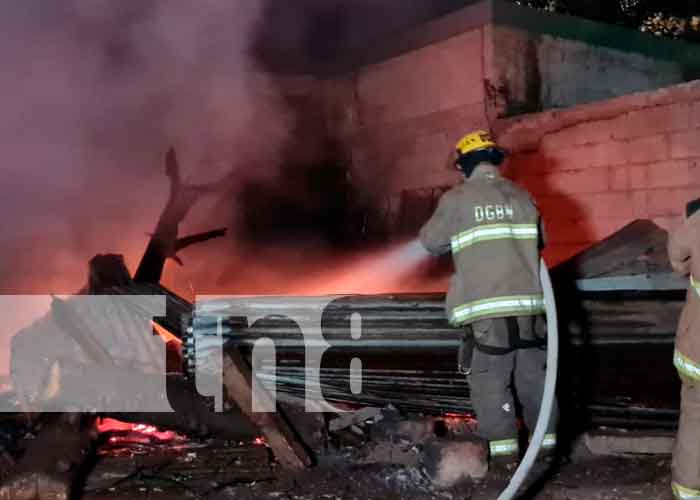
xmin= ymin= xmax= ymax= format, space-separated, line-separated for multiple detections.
xmin=200 ymin=0 xmax=468 ymax=296
xmin=0 ymin=0 xmax=290 ymax=293
xmin=0 ymin=0 xmax=466 ymax=376
xmin=0 ymin=0 xmax=466 ymax=298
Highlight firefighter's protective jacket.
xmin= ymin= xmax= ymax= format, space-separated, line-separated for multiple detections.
xmin=669 ymin=212 xmax=700 ymax=381
xmin=419 ymin=165 xmax=544 ymax=326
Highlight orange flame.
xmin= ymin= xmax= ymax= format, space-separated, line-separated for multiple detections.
xmin=152 ymin=322 xmax=182 ymax=345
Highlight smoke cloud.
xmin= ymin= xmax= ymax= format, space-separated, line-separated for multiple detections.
xmin=0 ymin=0 xmax=291 ymax=293
xmin=0 ymin=0 xmax=465 ymax=298
xmin=0 ymin=0 xmax=468 ymax=376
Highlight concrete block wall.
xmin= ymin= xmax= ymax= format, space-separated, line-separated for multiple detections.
xmin=347 ymin=27 xmax=489 ymax=196
xmin=486 ymin=23 xmax=684 ymax=116
xmin=500 ymin=80 xmax=700 ymax=266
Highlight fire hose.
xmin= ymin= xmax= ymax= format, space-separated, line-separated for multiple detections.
xmin=497 ymin=258 xmax=559 ymax=500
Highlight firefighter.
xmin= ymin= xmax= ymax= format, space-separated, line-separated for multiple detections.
xmin=669 ymin=199 xmax=700 ymax=500
xmin=419 ymin=130 xmax=557 ymax=464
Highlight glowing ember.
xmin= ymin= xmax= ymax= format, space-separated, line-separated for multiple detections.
xmin=253 ymin=436 xmax=267 ymax=446
xmin=133 ymin=423 xmax=158 ymax=434
xmin=97 ymin=418 xmax=185 ymax=444
xmin=97 ymin=418 xmax=134 ymax=433
xmin=443 ymin=412 xmax=477 ymax=422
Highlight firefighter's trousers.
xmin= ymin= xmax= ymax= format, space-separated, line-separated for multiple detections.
xmin=467 ymin=317 xmax=558 ymax=459
xmin=673 ymin=377 xmax=700 ymax=499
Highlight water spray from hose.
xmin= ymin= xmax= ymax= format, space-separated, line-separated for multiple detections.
xmin=293 ymin=238 xmax=432 ymax=294
xmin=384 ymin=238 xmax=433 ymax=273
xmin=332 ymin=238 xmax=432 ymax=291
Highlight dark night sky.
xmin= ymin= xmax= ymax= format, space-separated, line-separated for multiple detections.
xmin=254 ymin=0 xmax=475 ymax=71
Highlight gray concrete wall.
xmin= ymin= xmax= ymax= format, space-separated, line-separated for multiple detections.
xmin=350 ymin=28 xmax=488 ymax=194
xmin=485 ymin=23 xmax=686 ymax=116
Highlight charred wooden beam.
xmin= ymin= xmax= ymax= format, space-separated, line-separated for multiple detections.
xmin=134 ymin=148 xmax=226 ymax=284
xmin=175 ymin=228 xmax=228 ymax=256
xmin=222 ymin=349 xmax=312 ymax=470
xmin=88 ymin=254 xmax=133 ymax=293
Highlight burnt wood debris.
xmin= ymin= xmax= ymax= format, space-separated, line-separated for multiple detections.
xmin=0 ymin=147 xmax=687 ymax=498
xmin=1 ymin=148 xmax=276 ymax=499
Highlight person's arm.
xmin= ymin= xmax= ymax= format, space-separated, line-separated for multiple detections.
xmin=668 ymin=221 xmax=692 ymax=276
xmin=537 ymin=214 xmax=547 ymax=252
xmin=526 ymin=192 xmax=546 ymax=252
xmin=419 ymin=194 xmax=453 ymax=256
xmin=687 ymin=222 xmax=700 ymax=281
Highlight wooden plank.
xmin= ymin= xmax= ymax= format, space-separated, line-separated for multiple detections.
xmin=222 ymin=349 xmax=312 ymax=470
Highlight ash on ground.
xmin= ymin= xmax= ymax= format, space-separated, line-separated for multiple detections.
xmin=58 ymin=406 xmax=677 ymax=500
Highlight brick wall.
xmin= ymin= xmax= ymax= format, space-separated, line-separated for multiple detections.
xmin=499 ymin=80 xmax=700 ymax=266
xmin=347 ymin=27 xmax=489 ymax=195
xmin=317 ymin=1 xmax=700 ymax=253
xmin=314 ymin=2 xmax=700 ymax=262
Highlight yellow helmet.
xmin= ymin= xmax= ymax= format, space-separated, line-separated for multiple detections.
xmin=454 ymin=130 xmax=506 ymax=177
xmin=455 ymin=130 xmax=497 ymax=156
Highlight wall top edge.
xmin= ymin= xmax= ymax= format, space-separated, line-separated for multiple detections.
xmin=275 ymin=0 xmax=700 ymax=78
xmin=496 ymin=78 xmax=700 ymax=153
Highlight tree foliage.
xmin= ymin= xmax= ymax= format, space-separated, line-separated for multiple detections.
xmin=512 ymin=0 xmax=700 ymax=41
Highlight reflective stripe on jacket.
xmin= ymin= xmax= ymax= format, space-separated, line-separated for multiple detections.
xmin=669 ymin=211 xmax=700 ymax=380
xmin=674 ymin=277 xmax=700 ymax=382
xmin=542 ymin=433 xmax=557 ymax=449
xmin=451 ymin=223 xmax=538 ymax=254
xmin=675 ymin=348 xmax=700 ymax=382
xmin=451 ymin=295 xmax=545 ymax=325
xmin=691 ymin=276 xmax=700 ymax=297
xmin=673 ymin=482 xmax=700 ymax=500
xmin=489 ymin=438 xmax=519 ymax=457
